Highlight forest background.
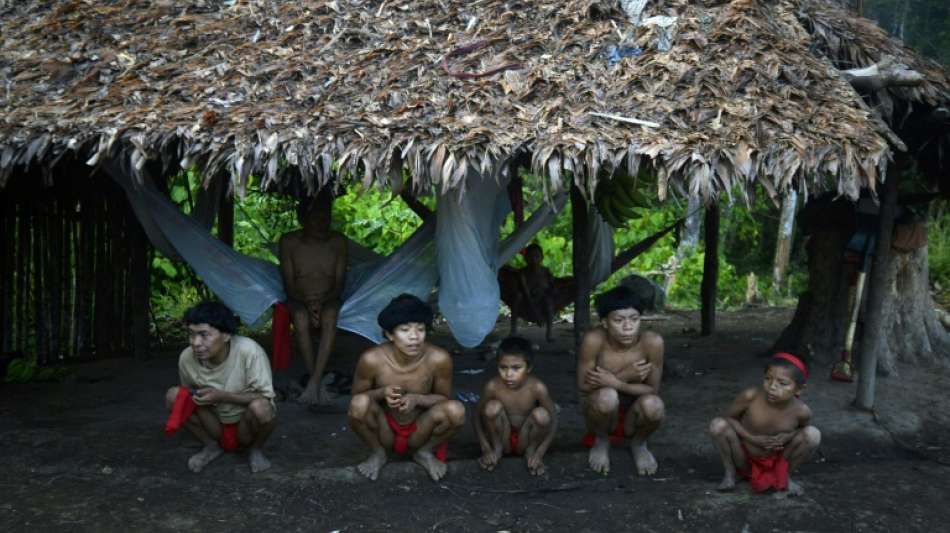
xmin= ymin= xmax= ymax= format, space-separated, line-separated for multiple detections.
xmin=149 ymin=0 xmax=950 ymax=331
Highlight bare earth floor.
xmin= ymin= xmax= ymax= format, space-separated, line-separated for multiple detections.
xmin=2 ymin=308 xmax=949 ymax=532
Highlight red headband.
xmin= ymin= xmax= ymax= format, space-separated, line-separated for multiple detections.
xmin=772 ymin=352 xmax=808 ymax=379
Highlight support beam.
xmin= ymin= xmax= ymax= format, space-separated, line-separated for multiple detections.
xmin=218 ymin=186 xmax=234 ymax=247
xmin=130 ymin=212 xmax=150 ymax=361
xmin=571 ymin=184 xmax=591 ymax=348
xmin=856 ymin=165 xmax=902 ymax=410
xmin=772 ymin=190 xmax=798 ymax=296
xmin=701 ymin=204 xmax=720 ymax=336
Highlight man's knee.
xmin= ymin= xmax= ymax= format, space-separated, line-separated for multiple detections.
xmin=165 ymin=386 xmax=181 ymax=410
xmin=439 ymin=400 xmax=466 ymax=428
xmin=638 ymin=394 xmax=665 ymax=422
xmin=249 ymin=398 xmax=275 ymax=424
xmin=530 ymin=407 xmax=552 ymax=428
xmin=708 ymin=417 xmax=730 ymax=437
xmin=348 ymin=393 xmax=373 ymax=420
xmin=590 ymin=388 xmax=619 ymax=415
xmin=483 ymin=399 xmax=504 ymax=419
xmin=801 ymin=426 xmax=821 ymax=448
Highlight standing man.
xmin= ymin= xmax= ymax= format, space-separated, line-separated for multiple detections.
xmin=278 ymin=192 xmax=347 ymax=405
xmin=347 ymin=294 xmax=466 ymax=481
xmin=164 ymin=301 xmax=277 ymax=473
xmin=577 ymin=286 xmax=665 ymax=476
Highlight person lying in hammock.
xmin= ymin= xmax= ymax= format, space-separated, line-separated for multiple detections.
xmin=278 ymin=192 xmax=347 ymax=406
xmin=506 ymin=244 xmax=557 ymax=342
xmin=347 ymin=294 xmax=466 ymax=481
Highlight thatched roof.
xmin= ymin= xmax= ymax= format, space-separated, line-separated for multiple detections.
xmin=1 ymin=0 xmax=933 ymax=201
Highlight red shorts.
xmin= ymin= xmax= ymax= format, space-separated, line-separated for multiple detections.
xmin=738 ymin=442 xmax=789 ymax=492
xmin=165 ymin=387 xmax=241 ymax=451
xmin=582 ymin=406 xmax=628 ymax=448
xmin=508 ymin=427 xmax=522 ymax=455
xmin=384 ymin=411 xmax=448 ymax=462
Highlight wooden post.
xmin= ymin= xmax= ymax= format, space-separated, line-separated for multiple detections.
xmin=0 ymin=191 xmax=9 ymax=353
xmin=856 ymin=167 xmax=901 ymax=410
xmin=130 ymin=203 xmax=150 ymax=360
xmin=701 ymin=204 xmax=720 ymax=336
xmin=571 ymin=184 xmax=591 ymax=348
xmin=218 ymin=185 xmax=234 ymax=247
xmin=772 ymin=190 xmax=798 ymax=297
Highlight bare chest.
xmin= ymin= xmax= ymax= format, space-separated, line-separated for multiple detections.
xmin=598 ymin=346 xmax=646 ymax=374
xmin=289 ymin=239 xmax=338 ymax=277
xmin=375 ymin=363 xmax=436 ymax=395
xmin=741 ymin=397 xmax=800 ymax=435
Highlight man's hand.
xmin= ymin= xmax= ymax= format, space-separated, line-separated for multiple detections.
xmin=631 ymin=360 xmax=653 ymax=383
xmin=193 ymin=387 xmax=226 ymax=405
xmin=397 ymin=393 xmax=418 ymax=413
xmin=585 ymin=366 xmax=623 ymax=389
xmin=384 ymin=386 xmax=404 ymax=410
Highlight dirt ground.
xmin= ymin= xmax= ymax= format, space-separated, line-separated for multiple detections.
xmin=2 ymin=307 xmax=949 ymax=533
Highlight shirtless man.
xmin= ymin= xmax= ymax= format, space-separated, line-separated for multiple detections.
xmin=708 ymin=353 xmax=821 ymax=496
xmin=475 ymin=336 xmax=558 ymax=475
xmin=577 ymin=286 xmax=665 ymax=476
xmin=510 ymin=244 xmax=556 ymax=342
xmin=164 ymin=301 xmax=276 ymax=473
xmin=278 ymin=192 xmax=347 ymax=405
xmin=347 ymin=294 xmax=466 ymax=481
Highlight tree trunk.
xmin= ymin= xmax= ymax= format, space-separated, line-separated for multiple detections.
xmin=775 ymin=195 xmax=950 ymax=374
xmin=571 ymin=184 xmax=591 ymax=348
xmin=218 ymin=186 xmax=234 ymax=247
xmin=772 ymin=190 xmax=798 ymax=297
xmin=701 ymin=205 xmax=720 ymax=336
xmin=664 ymin=195 xmax=701 ymax=294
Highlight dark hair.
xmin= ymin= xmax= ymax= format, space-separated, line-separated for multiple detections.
xmin=183 ymin=301 xmax=240 ymax=334
xmin=765 ymin=354 xmax=809 ymax=386
xmin=296 ymin=190 xmax=333 ymax=221
xmin=378 ymin=293 xmax=433 ymax=333
xmin=497 ymin=336 xmax=534 ymax=366
xmin=595 ymin=285 xmax=644 ymax=318
xmin=525 ymin=243 xmax=543 ymax=255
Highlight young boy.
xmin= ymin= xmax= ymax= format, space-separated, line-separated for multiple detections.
xmin=347 ymin=294 xmax=466 ymax=482
xmin=577 ymin=286 xmax=665 ymax=476
xmin=474 ymin=336 xmax=558 ymax=475
xmin=708 ymin=352 xmax=822 ymax=496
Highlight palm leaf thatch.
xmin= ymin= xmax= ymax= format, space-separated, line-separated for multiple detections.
xmin=0 ymin=0 xmax=929 ymax=201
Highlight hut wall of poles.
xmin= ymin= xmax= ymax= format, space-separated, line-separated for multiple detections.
xmin=0 ymin=166 xmax=150 ymax=363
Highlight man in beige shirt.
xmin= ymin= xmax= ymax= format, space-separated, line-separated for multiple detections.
xmin=164 ymin=302 xmax=277 ymax=473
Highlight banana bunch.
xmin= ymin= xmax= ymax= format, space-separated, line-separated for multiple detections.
xmin=594 ymin=170 xmax=656 ymax=228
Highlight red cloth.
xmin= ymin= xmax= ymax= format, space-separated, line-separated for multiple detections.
xmin=165 ymin=387 xmax=242 ymax=452
xmin=582 ymin=406 xmax=628 ymax=448
xmin=508 ymin=427 xmax=522 ymax=456
xmin=219 ymin=423 xmax=241 ymax=452
xmin=739 ymin=442 xmax=789 ymax=492
xmin=384 ymin=411 xmax=448 ymax=462
xmin=165 ymin=387 xmax=198 ymax=435
xmin=271 ymin=302 xmax=292 ymax=370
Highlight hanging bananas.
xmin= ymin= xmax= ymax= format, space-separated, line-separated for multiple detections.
xmin=594 ymin=170 xmax=656 ymax=228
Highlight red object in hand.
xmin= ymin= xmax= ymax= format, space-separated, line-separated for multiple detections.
xmin=165 ymin=387 xmax=198 ymax=435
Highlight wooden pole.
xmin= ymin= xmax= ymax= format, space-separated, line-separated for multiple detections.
xmin=130 ymin=200 xmax=150 ymax=360
xmin=16 ymin=200 xmax=29 ymax=353
xmin=856 ymin=167 xmax=901 ymax=410
xmin=218 ymin=185 xmax=234 ymax=247
xmin=33 ymin=201 xmax=47 ymax=365
xmin=772 ymin=190 xmax=798 ymax=297
xmin=0 ymin=190 xmax=9 ymax=353
xmin=701 ymin=204 xmax=720 ymax=336
xmin=571 ymin=184 xmax=592 ymax=348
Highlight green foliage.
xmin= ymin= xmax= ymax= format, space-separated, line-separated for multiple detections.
xmin=865 ymin=1 xmax=950 ymax=66
xmin=929 ymin=205 xmax=950 ymax=306
xmin=331 ymin=187 xmax=424 ymax=254
xmin=5 ymin=356 xmax=70 ymax=383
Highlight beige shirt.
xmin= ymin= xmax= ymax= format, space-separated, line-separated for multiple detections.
xmin=178 ymin=335 xmax=276 ymax=424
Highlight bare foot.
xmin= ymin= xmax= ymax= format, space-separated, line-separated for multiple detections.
xmin=247 ymin=448 xmax=271 ymax=473
xmin=357 ymin=449 xmax=387 ymax=481
xmin=479 ymin=449 xmax=500 ymax=471
xmin=187 ymin=444 xmax=223 ymax=473
xmin=413 ymin=449 xmax=448 ymax=481
xmin=632 ymin=442 xmax=658 ymax=476
xmin=526 ymin=450 xmax=546 ymax=476
xmin=717 ymin=471 xmax=737 ymax=491
xmin=297 ymin=381 xmax=335 ymax=406
xmin=588 ymin=437 xmax=610 ymax=475
xmin=787 ymin=478 xmax=805 ymax=497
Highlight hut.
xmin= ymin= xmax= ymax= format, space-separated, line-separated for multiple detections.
xmin=0 ymin=1 xmax=934 ymax=380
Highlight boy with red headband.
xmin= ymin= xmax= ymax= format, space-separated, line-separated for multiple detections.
xmin=708 ymin=353 xmax=821 ymax=496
